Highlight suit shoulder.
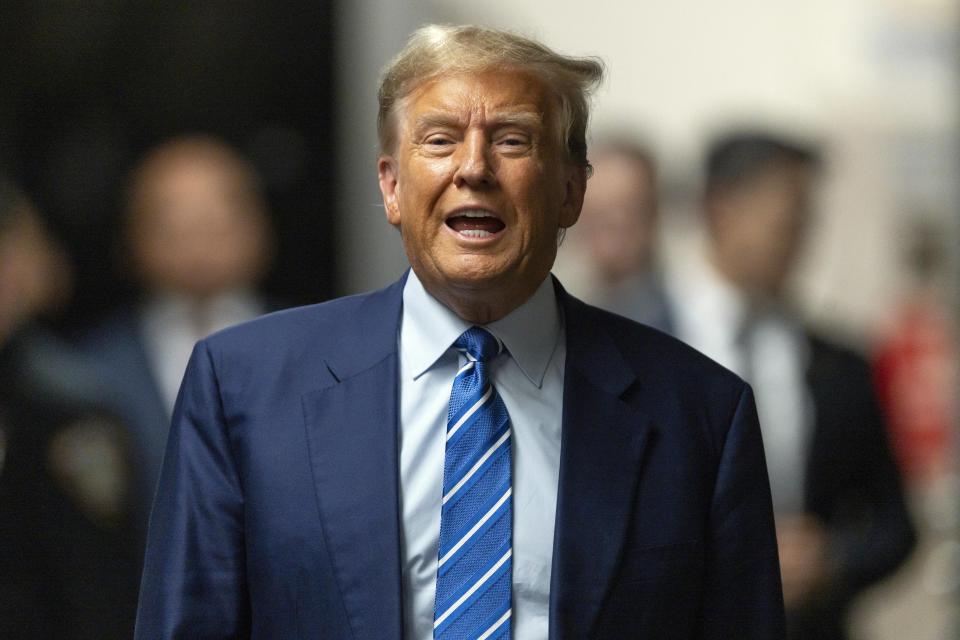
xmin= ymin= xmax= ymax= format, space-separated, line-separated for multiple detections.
xmin=807 ymin=331 xmax=870 ymax=373
xmin=205 ymin=290 xmax=380 ymax=353
xmin=201 ymin=279 xmax=405 ymax=379
xmin=568 ymin=298 xmax=753 ymax=459
xmin=806 ymin=331 xmax=881 ymax=419
xmin=77 ymin=307 xmax=142 ymax=352
xmin=582 ymin=301 xmax=746 ymax=392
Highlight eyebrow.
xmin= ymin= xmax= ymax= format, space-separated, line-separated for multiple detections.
xmin=490 ymin=112 xmax=543 ymax=130
xmin=412 ymin=110 xmax=544 ymax=133
xmin=412 ymin=113 xmax=464 ymax=131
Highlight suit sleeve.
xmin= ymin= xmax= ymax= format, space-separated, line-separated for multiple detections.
xmin=698 ymin=383 xmax=786 ymax=639
xmin=135 ymin=341 xmax=251 ymax=639
xmin=820 ymin=363 xmax=916 ymax=612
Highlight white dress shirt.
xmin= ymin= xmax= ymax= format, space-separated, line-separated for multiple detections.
xmin=398 ymin=271 xmax=565 ymax=640
xmin=667 ymin=255 xmax=812 ymax=515
xmin=141 ymin=290 xmax=265 ymax=415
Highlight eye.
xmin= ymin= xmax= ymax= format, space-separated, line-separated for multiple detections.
xmin=495 ymin=132 xmax=532 ymax=152
xmin=424 ymin=134 xmax=454 ymax=147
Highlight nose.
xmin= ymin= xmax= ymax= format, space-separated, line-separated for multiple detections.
xmin=453 ymin=131 xmax=496 ymax=189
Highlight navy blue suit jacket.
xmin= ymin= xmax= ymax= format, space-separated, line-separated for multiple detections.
xmin=79 ymin=310 xmax=170 ymax=525
xmin=136 ymin=276 xmax=784 ymax=639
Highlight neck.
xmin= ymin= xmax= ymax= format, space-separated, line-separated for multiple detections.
xmin=708 ymin=249 xmax=782 ymax=304
xmin=417 ymin=275 xmax=543 ymax=325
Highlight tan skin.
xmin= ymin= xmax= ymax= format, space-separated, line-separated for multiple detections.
xmin=378 ymin=69 xmax=586 ymax=324
xmin=127 ymin=141 xmax=272 ymax=302
xmin=0 ymin=206 xmax=72 ymax=344
xmin=706 ymin=160 xmax=813 ymax=299
xmin=777 ymin=515 xmax=831 ymax=608
xmin=579 ymin=150 xmax=658 ymax=284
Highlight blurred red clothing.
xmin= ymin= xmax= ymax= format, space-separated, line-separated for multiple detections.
xmin=874 ymin=293 xmax=957 ymax=486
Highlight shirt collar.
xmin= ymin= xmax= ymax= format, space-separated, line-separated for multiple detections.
xmin=400 ymin=270 xmax=562 ymax=388
xmin=144 ymin=288 xmax=262 ymax=323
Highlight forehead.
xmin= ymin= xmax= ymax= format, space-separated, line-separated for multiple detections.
xmin=134 ymin=149 xmax=254 ymax=209
xmin=400 ymin=69 xmax=555 ymax=129
xmin=151 ymin=152 xmax=244 ymax=185
xmin=742 ymin=160 xmax=814 ymax=196
xmin=593 ymin=152 xmax=653 ymax=183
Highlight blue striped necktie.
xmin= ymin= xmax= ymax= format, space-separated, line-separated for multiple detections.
xmin=433 ymin=326 xmax=513 ymax=639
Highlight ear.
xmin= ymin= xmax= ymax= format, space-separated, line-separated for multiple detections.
xmin=558 ymin=164 xmax=587 ymax=229
xmin=378 ymin=155 xmax=401 ymax=227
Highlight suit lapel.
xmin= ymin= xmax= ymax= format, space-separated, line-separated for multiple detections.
xmin=301 ymin=277 xmax=406 ymax=640
xmin=549 ymin=289 xmax=656 ymax=639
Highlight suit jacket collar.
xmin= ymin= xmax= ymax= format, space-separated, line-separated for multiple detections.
xmin=319 ymin=272 xmax=408 ymax=383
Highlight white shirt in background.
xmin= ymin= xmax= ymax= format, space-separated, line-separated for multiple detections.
xmin=141 ymin=290 xmax=265 ymax=415
xmin=667 ymin=256 xmax=813 ymax=515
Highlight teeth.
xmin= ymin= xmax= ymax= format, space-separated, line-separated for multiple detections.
xmin=458 ymin=210 xmax=495 ymax=218
xmin=460 ymin=229 xmax=493 ymax=238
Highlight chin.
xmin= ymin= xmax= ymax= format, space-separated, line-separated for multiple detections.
xmin=437 ymin=251 xmax=501 ymax=277
xmin=439 ymin=266 xmax=508 ymax=292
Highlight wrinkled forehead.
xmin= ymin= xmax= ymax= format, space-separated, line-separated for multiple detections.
xmin=389 ymin=69 xmax=561 ymax=143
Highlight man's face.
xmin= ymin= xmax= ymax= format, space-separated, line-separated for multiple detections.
xmin=709 ymin=161 xmax=814 ymax=296
xmin=378 ymin=69 xmax=585 ymax=308
xmin=130 ymin=149 xmax=270 ymax=299
xmin=579 ymin=152 xmax=657 ymax=283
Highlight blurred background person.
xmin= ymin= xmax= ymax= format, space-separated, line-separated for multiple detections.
xmin=665 ymin=131 xmax=916 ymax=640
xmin=0 ymin=176 xmax=94 ymax=402
xmin=870 ymin=218 xmax=959 ymax=640
xmin=0 ymin=178 xmax=140 ymax=639
xmin=873 ymin=218 xmax=957 ymax=490
xmin=555 ymin=139 xmax=672 ymax=332
xmin=79 ymin=136 xmax=275 ymax=526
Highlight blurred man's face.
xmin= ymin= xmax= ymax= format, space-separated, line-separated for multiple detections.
xmin=378 ymin=69 xmax=584 ymax=314
xmin=579 ymin=152 xmax=657 ymax=283
xmin=708 ymin=160 xmax=813 ymax=296
xmin=129 ymin=147 xmax=269 ymax=300
xmin=0 ymin=207 xmax=72 ymax=340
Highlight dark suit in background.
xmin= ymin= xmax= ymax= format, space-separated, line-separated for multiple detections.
xmin=666 ymin=130 xmax=915 ymax=640
xmin=78 ymin=134 xmax=275 ymax=526
xmin=79 ymin=310 xmax=168 ymax=523
xmin=79 ymin=295 xmax=269 ymax=527
xmin=792 ymin=336 xmax=915 ymax=640
xmin=0 ymin=179 xmax=141 ymax=638
xmin=0 ymin=332 xmax=141 ymax=639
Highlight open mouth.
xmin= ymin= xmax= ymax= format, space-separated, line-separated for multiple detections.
xmin=445 ymin=209 xmax=506 ymax=239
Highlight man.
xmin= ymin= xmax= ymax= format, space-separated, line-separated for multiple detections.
xmin=666 ymin=131 xmax=914 ymax=640
xmin=136 ymin=26 xmax=784 ymax=639
xmin=80 ymin=135 xmax=274 ymax=523
xmin=557 ymin=139 xmax=672 ymax=331
xmin=0 ymin=179 xmax=140 ymax=638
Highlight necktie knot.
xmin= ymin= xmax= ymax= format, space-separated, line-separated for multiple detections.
xmin=455 ymin=326 xmax=503 ymax=362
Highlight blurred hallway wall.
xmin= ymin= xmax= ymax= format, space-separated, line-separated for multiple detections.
xmin=335 ymin=0 xmax=429 ymax=294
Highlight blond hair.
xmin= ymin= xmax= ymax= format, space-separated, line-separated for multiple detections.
xmin=377 ymin=24 xmax=604 ymax=168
